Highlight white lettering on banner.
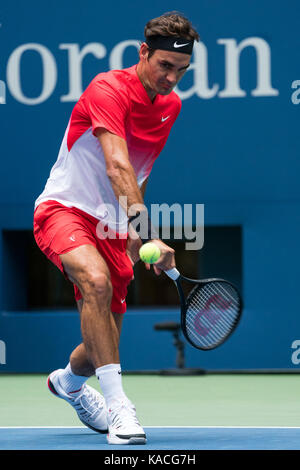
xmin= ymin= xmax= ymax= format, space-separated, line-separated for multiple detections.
xmin=175 ymin=42 xmax=219 ymax=99
xmin=291 ymin=80 xmax=300 ymax=104
xmin=109 ymin=40 xmax=140 ymax=71
xmin=291 ymin=340 xmax=300 ymax=365
xmin=6 ymin=43 xmax=57 ymax=105
xmin=0 ymin=340 xmax=6 ymax=365
xmin=60 ymin=43 xmax=107 ymax=102
xmin=0 ymin=80 xmax=5 ymax=104
xmin=4 ymin=37 xmax=279 ymax=104
xmin=218 ymin=37 xmax=279 ymax=97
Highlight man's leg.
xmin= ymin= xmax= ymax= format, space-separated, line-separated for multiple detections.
xmin=51 ymin=243 xmax=145 ymax=444
xmin=69 ymin=298 xmax=124 ymax=377
xmin=59 ymin=244 xmax=120 ymax=369
xmin=47 ymin=244 xmax=128 ymax=434
xmin=58 ymin=243 xmax=129 ymax=407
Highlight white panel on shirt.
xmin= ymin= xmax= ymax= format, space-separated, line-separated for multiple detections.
xmin=34 ymin=127 xmax=142 ymax=234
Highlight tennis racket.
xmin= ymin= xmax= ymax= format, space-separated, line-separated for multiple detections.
xmin=164 ymin=267 xmax=243 ymax=350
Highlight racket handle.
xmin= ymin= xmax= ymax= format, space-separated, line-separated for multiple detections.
xmin=164 ymin=267 xmax=181 ymax=281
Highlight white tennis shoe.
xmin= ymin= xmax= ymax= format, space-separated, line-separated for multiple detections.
xmin=47 ymin=369 xmax=108 ymax=434
xmin=107 ymin=398 xmax=146 ymax=445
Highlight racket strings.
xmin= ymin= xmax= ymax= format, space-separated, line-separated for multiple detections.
xmin=185 ymin=282 xmax=241 ymax=349
xmin=187 ymin=285 xmax=238 ymax=346
xmin=188 ymin=286 xmax=238 ymax=344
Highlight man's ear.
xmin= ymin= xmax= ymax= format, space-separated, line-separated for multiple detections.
xmin=139 ymin=42 xmax=149 ymax=62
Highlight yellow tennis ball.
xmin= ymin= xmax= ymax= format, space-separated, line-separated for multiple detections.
xmin=139 ymin=242 xmax=161 ymax=264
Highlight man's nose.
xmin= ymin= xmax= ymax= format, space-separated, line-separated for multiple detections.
xmin=166 ymin=71 xmax=178 ymax=84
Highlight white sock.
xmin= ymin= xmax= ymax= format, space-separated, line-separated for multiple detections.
xmin=58 ymin=363 xmax=88 ymax=394
xmin=95 ymin=364 xmax=127 ymax=408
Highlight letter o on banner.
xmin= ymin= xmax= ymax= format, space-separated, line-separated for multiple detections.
xmin=7 ymin=43 xmax=57 ymax=105
xmin=109 ymin=40 xmax=140 ymax=71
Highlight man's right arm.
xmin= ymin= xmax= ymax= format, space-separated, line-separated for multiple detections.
xmin=95 ymin=128 xmax=175 ymax=273
xmin=95 ymin=128 xmax=145 ymax=213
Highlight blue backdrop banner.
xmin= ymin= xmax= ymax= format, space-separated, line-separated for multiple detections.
xmin=0 ymin=1 xmax=300 ymax=371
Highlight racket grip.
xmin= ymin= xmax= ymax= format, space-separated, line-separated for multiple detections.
xmin=164 ymin=267 xmax=181 ymax=281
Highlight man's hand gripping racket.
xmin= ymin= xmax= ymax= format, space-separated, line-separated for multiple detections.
xmin=164 ymin=267 xmax=243 ymax=350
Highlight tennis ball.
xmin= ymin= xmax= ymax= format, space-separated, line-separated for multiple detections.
xmin=139 ymin=242 xmax=161 ymax=264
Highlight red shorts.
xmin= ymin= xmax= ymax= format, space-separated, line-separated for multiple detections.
xmin=33 ymin=200 xmax=133 ymax=314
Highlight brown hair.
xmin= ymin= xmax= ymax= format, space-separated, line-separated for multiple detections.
xmin=144 ymin=11 xmax=200 ymax=42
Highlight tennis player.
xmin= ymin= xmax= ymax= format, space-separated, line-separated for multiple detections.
xmin=33 ymin=11 xmax=199 ymax=445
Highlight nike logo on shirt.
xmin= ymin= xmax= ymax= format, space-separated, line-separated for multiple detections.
xmin=161 ymin=115 xmax=170 ymax=122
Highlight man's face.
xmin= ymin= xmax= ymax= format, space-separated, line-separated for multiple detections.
xmin=141 ymin=46 xmax=191 ymax=95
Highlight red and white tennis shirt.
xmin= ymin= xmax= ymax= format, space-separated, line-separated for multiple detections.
xmin=34 ymin=64 xmax=182 ymax=234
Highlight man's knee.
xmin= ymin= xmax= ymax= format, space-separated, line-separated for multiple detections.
xmin=81 ymin=270 xmax=112 ymax=301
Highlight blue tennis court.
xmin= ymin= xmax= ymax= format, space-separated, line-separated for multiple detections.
xmin=1 ymin=426 xmax=300 ymax=450
xmin=1 ymin=374 xmax=300 ymax=451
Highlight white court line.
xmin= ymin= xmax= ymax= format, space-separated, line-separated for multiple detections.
xmin=0 ymin=426 xmax=300 ymax=429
